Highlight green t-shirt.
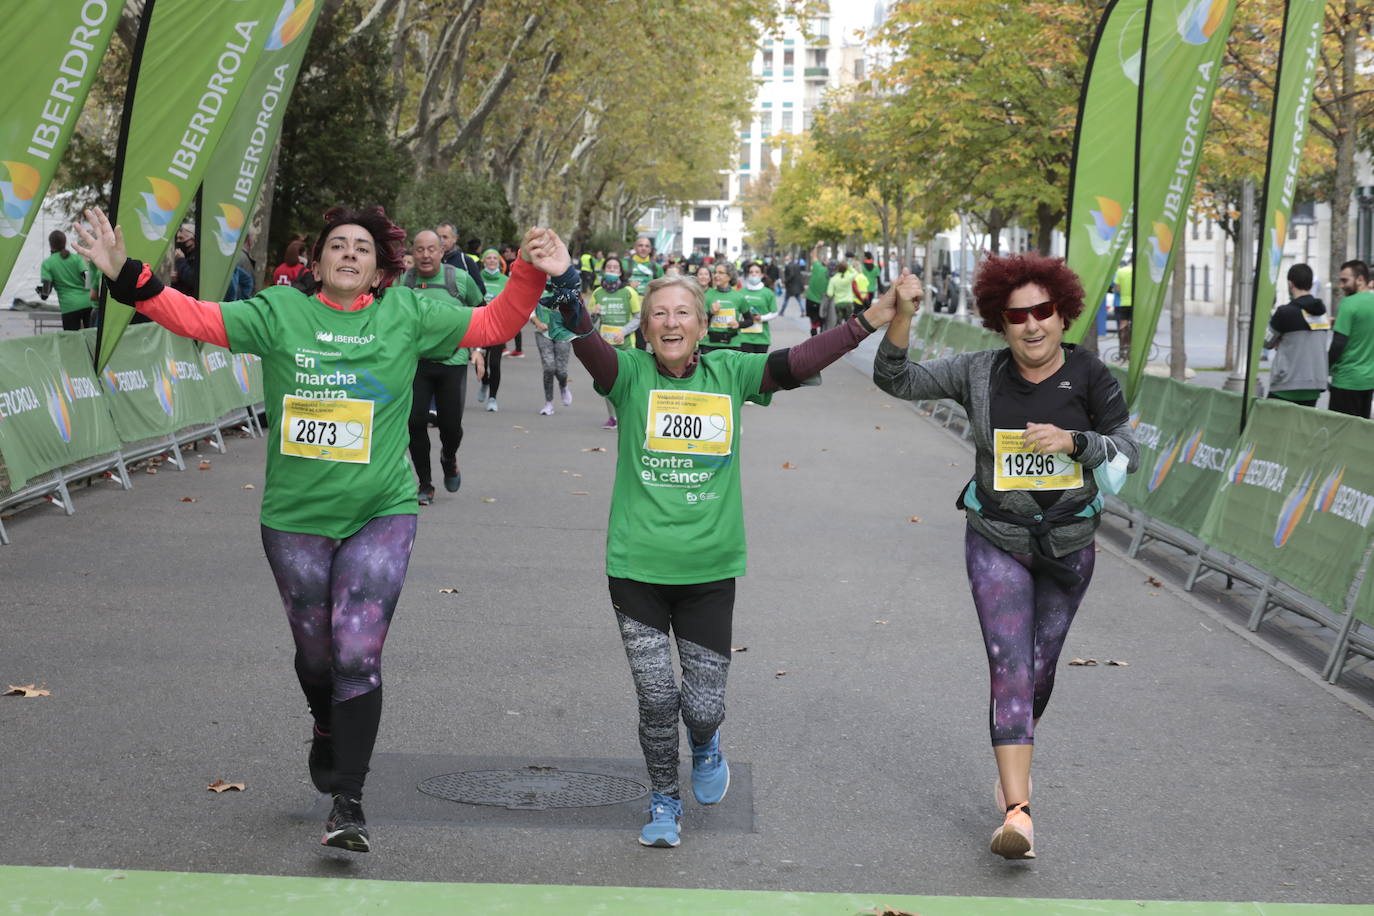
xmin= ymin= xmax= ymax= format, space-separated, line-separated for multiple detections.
xmin=705 ymin=287 xmax=744 ymax=348
xmin=1115 ymin=265 xmax=1134 ymax=309
xmin=480 ymin=268 xmax=508 ymax=303
xmin=40 ymin=252 xmax=90 ymax=313
xmin=736 ymin=285 xmax=776 ymax=348
xmin=593 ymin=285 xmax=641 ymax=349
xmin=806 ymin=261 xmax=829 ymax=302
xmin=220 ymin=285 xmax=474 ymax=538
xmin=827 ymin=270 xmax=858 ymax=305
xmin=863 ymin=265 xmax=880 ymax=295
xmin=627 ymin=256 xmax=661 ymax=294
xmin=1332 ymin=290 xmax=1374 ymax=389
xmin=598 ymin=347 xmax=768 ymax=584
xmin=407 ymin=266 xmax=483 ymax=366
xmin=1273 ymin=388 xmax=1322 ymax=402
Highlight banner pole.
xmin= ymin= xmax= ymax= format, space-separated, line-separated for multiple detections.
xmin=1127 ymin=0 xmax=1153 ymax=401
xmin=1064 ymin=0 xmax=1121 ymax=260
xmin=94 ymin=0 xmax=157 ymax=370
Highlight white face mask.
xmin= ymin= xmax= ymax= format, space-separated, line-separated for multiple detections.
xmin=744 ymin=276 xmax=764 ymax=290
xmin=1093 ymin=436 xmax=1129 ymax=496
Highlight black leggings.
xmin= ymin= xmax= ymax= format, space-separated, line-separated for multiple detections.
xmin=62 ymin=308 xmax=94 ymax=331
xmin=482 ymin=345 xmax=504 ymax=398
xmin=408 ymin=360 xmax=466 ymax=485
xmin=609 ymin=577 xmax=734 ymax=796
xmin=1328 ymin=386 xmax=1371 ymax=418
xmin=805 ymin=299 xmax=821 ymax=335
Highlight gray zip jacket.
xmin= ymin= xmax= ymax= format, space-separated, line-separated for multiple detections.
xmin=873 ymin=337 xmax=1139 ymax=557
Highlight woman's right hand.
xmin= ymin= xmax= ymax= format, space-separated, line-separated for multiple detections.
xmin=70 ymin=207 xmax=127 ymax=281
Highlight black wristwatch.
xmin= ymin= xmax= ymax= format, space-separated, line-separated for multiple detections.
xmin=1070 ymin=431 xmax=1088 ymax=459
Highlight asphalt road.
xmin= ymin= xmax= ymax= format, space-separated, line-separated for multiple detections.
xmin=2 ymin=315 xmax=1371 ymax=906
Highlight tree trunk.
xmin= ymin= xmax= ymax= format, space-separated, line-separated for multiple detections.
xmin=1035 ymin=201 xmax=1059 ymax=256
xmin=1225 ymin=232 xmax=1241 ymax=371
xmin=1329 ymin=17 xmax=1359 ymax=314
xmin=1170 ymin=229 xmax=1186 ymax=380
xmin=249 ymin=137 xmax=281 ymax=286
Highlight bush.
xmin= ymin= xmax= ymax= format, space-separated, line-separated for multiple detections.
xmin=393 ymin=169 xmax=517 ymax=252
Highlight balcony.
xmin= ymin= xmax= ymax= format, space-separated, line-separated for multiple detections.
xmin=804 ymin=67 xmax=829 ymax=79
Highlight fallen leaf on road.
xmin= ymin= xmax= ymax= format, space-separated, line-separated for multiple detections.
xmin=860 ymin=907 xmax=920 ymax=916
xmin=1145 ymin=576 xmax=1162 ymax=588
xmin=512 ymin=425 xmax=527 ymax=430
xmin=198 ymin=461 xmax=211 ymax=470
xmin=3 ymin=684 xmax=51 ymax=697
xmin=583 ymin=447 xmax=607 ymax=452
xmin=1068 ymin=658 xmax=1098 ymax=666
xmin=180 ymin=497 xmax=199 ymax=503
xmin=731 ymin=646 xmax=749 ymax=653
xmin=774 ymin=670 xmax=787 ymax=678
xmin=482 ymin=497 xmax=496 ymax=503
xmin=782 ymin=462 xmax=797 ymax=469
xmin=242 ymin=484 xmax=255 ymax=489
xmin=439 ymin=588 xmax=459 ymax=594
xmin=572 ymin=473 xmax=583 ymax=477
xmin=874 ymin=620 xmax=889 ymax=625
xmin=571 ymin=491 xmax=590 ymax=495
xmin=874 ymin=426 xmax=882 ymax=430
xmin=908 ymin=516 xmax=922 ymax=523
xmin=880 ymin=404 xmax=892 ymax=408
xmin=145 ymin=468 xmax=158 ymax=475
xmin=1106 ymin=659 xmax=1131 ymax=666
xmin=207 ymin=780 xmax=245 ymax=793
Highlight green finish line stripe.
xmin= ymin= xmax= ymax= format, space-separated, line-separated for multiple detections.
xmin=0 ymin=866 xmax=1366 ymax=915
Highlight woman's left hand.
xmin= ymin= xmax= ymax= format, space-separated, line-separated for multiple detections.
xmin=519 ymin=227 xmax=572 ymax=276
xmin=1024 ymin=423 xmax=1074 ymax=456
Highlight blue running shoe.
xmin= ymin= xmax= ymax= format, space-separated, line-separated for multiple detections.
xmin=638 ymin=792 xmax=682 ymax=847
xmin=690 ymin=730 xmax=730 ymax=805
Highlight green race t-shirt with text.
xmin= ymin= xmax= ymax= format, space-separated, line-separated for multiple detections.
xmin=705 ymin=287 xmax=744 ymax=348
xmin=220 ymin=285 xmax=473 ymax=538
xmin=737 ymin=286 xmax=776 ymax=348
xmin=41 ymin=252 xmax=90 ymax=313
xmin=593 ymin=285 xmax=641 ymax=349
xmin=600 ymin=348 xmax=768 ymax=584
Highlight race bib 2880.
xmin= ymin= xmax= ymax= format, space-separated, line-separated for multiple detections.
xmin=645 ymin=389 xmax=733 ymax=456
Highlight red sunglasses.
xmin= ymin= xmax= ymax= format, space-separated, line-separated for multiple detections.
xmin=1002 ymin=300 xmax=1056 ymax=324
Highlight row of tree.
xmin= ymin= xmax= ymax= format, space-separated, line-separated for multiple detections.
xmin=751 ymin=0 xmax=1374 ymax=306
xmin=56 ymin=0 xmax=780 ymax=268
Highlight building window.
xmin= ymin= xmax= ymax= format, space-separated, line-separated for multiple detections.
xmin=693 ymin=237 xmax=710 ymax=255
xmin=784 ymin=49 xmax=794 ymax=66
xmin=693 ymin=207 xmax=711 ymax=222
xmin=1189 ymin=264 xmax=1196 ymax=299
xmin=804 ymin=109 xmax=816 ymax=130
xmin=762 ymin=50 xmax=773 ymax=68
xmin=1205 ymin=220 xmax=1212 ymax=240
xmin=1203 ymin=264 xmax=1211 ymax=301
xmin=740 ymin=143 xmax=751 ymax=171
xmin=781 ymin=110 xmax=793 ymax=132
xmin=783 ymin=68 xmax=794 ymax=80
xmin=854 ymin=58 xmax=864 ymax=80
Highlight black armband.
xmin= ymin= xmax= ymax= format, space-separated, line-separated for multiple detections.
xmin=855 ymin=311 xmax=877 ymax=334
xmin=766 ymin=347 xmax=801 ymax=390
xmin=108 ymin=258 xmax=163 ymax=305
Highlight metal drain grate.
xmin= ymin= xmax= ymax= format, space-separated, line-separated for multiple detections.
xmin=418 ymin=767 xmax=650 ymax=810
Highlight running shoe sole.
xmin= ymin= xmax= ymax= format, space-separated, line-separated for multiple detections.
xmin=990 ymin=823 xmax=1034 ymax=860
xmin=322 ymin=826 xmax=371 ymax=853
xmin=637 ymin=832 xmax=680 ymax=848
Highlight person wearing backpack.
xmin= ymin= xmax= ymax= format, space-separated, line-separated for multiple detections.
xmin=402 ymin=230 xmax=485 ymax=503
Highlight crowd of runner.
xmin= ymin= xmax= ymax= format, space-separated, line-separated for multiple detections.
xmin=72 ymin=201 xmax=1156 ymax=863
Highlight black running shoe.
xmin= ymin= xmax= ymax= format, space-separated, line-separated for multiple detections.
xmin=417 ymin=484 xmax=436 ymax=506
xmin=322 ymin=794 xmax=370 ymax=852
xmin=308 ymin=727 xmax=333 ymax=793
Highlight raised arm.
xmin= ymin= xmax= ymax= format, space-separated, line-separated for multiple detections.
xmin=460 ymin=227 xmax=575 ymax=347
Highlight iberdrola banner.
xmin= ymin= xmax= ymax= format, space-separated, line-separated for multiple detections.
xmin=1064 ymin=0 xmax=1149 ymax=344
xmin=1244 ymin=0 xmax=1325 ymax=416
xmin=1127 ymin=0 xmax=1236 ymax=399
xmin=199 ymin=0 xmax=321 ymax=301
xmin=0 ymin=2 xmax=120 ymax=285
xmin=98 ymin=0 xmax=283 ymax=371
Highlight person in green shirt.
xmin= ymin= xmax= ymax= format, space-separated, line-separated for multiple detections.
xmin=805 ymin=244 xmax=829 ymax=336
xmin=402 ymin=229 xmax=486 ymax=502
xmin=74 ymin=204 xmax=571 ymax=854
xmin=736 ymin=261 xmax=778 ymax=353
xmin=825 ymin=255 xmax=862 ymax=328
xmin=1329 ymin=258 xmax=1374 ymax=417
xmin=1113 ymin=260 xmax=1134 ymax=358
xmin=703 ymin=262 xmax=743 ymax=353
xmin=475 ymin=249 xmax=508 ymax=410
xmin=552 ymin=274 xmax=906 ymax=849
xmin=38 ymin=230 xmax=95 ymax=329
xmin=589 ymin=255 xmax=641 ymax=428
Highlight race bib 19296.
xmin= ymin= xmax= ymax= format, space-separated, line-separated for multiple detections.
xmin=280 ymin=395 xmax=373 ymax=463
xmin=645 ymin=389 xmax=733 ymax=456
xmin=992 ymin=428 xmax=1082 ymax=491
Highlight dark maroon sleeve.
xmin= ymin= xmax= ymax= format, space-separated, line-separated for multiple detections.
xmin=565 ymin=301 xmax=620 ymax=391
xmin=759 ymin=315 xmax=873 ymax=392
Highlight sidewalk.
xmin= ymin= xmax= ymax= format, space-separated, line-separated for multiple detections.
xmin=2 ymin=313 xmax=1371 ymax=909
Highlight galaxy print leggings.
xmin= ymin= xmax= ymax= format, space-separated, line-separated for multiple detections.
xmin=261 ymin=514 xmax=417 ymax=795
xmin=964 ymin=526 xmax=1095 ymax=746
xmin=535 ymin=335 xmax=571 ymax=401
xmin=609 ymin=577 xmax=733 ymax=797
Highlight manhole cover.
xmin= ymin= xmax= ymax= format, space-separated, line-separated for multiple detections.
xmin=418 ymin=767 xmax=649 ymax=810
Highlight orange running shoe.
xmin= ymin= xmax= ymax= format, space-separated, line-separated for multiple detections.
xmin=990 ymin=802 xmax=1036 ymax=860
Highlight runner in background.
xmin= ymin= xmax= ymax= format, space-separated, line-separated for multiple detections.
xmin=805 ymin=243 xmax=829 ymax=336
xmin=38 ymin=230 xmax=95 ymax=330
xmin=736 ymin=261 xmax=777 ymax=354
xmin=73 ymin=205 xmax=570 ymax=853
xmin=703 ymin=262 xmax=743 ymax=354
xmin=476 ymin=249 xmax=508 ymax=412
xmin=554 ymin=274 xmax=906 ymax=848
xmin=589 ymin=255 xmax=641 ymax=428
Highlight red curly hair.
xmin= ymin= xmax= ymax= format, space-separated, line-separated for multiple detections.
xmin=972 ymin=253 xmax=1085 ymax=334
xmin=310 ymin=205 xmax=408 ymax=290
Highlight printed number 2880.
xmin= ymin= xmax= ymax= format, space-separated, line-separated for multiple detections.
xmin=657 ymin=413 xmax=702 ymax=439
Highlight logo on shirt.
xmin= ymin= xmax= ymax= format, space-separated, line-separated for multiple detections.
xmin=1057 ymin=380 xmax=1072 ymax=390
xmin=315 ymin=331 xmax=375 ymax=346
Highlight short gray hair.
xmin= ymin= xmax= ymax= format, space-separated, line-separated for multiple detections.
xmin=643 ymin=275 xmax=707 ymax=324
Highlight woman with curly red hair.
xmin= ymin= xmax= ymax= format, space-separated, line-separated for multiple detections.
xmin=74 ymin=204 xmax=574 ymax=853
xmin=873 ymin=255 xmax=1137 ymax=860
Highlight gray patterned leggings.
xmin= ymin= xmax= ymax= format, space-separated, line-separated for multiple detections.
xmin=535 ymin=334 xmax=570 ymax=401
xmin=609 ymin=577 xmax=734 ymax=797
